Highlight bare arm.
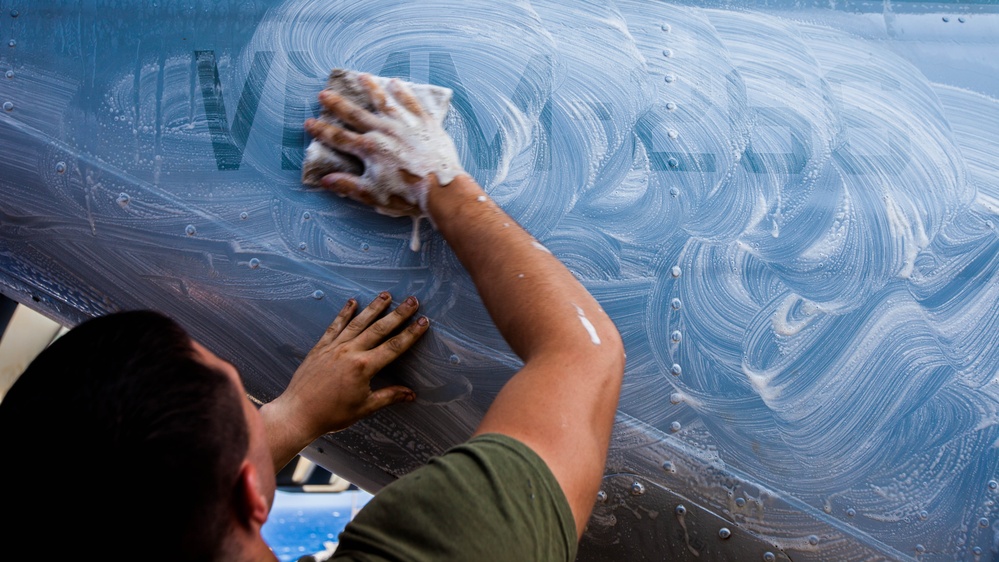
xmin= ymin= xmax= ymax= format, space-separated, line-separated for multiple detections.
xmin=305 ymin=76 xmax=625 ymax=537
xmin=428 ymin=175 xmax=625 ymax=537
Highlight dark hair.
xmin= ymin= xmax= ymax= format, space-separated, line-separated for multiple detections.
xmin=0 ymin=310 xmax=250 ymax=561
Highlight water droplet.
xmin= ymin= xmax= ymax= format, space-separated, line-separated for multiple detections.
xmin=988 ymin=480 xmax=997 ymax=490
xmin=663 ymin=461 xmax=675 ymax=473
xmin=670 ymin=421 xmax=681 ymax=432
xmin=668 ymin=129 xmax=678 ymax=139
xmin=718 ymin=527 xmax=731 ymax=539
xmin=298 ymin=242 xmax=307 ymax=251
xmin=669 ymin=186 xmax=680 ymax=198
xmin=666 ymin=102 xmax=677 ymax=111
xmin=671 ymin=364 xmax=682 ymax=376
xmin=185 ymin=224 xmax=196 ymax=236
xmin=675 ymin=504 xmax=686 ymax=516
xmin=664 ymin=74 xmax=676 ymax=83
xmin=735 ymin=497 xmax=746 ymax=508
xmin=449 ymin=354 xmax=460 ymax=365
xmin=808 ymin=535 xmax=819 ymax=546
xmin=8 ymin=39 xmax=15 ymax=48
xmin=248 ymin=258 xmax=261 ymax=269
xmin=116 ymin=193 xmax=130 ymax=206
xmin=661 ymin=23 xmax=671 ymax=32
xmin=2 ymin=101 xmax=12 ymax=111
xmin=239 ymin=211 xmax=248 ymax=220
xmin=312 ymin=290 xmax=325 ymax=300
xmin=671 ymin=265 xmax=682 ymax=277
xmin=671 ymin=331 xmax=682 ymax=344
xmin=918 ymin=510 xmax=928 ymax=520
xmin=10 ymin=9 xmax=19 ymax=17
xmin=763 ymin=553 xmax=776 ymax=562
xmin=662 ymin=48 xmax=673 ymax=57
xmin=973 ymin=546 xmax=983 ymax=556
xmin=361 ymin=242 xmax=370 ymax=251
xmin=596 ymin=490 xmax=607 ymax=503
xmin=942 ymin=16 xmax=949 ymax=22
xmin=668 ymin=157 xmax=679 ymax=168
xmin=915 ymin=544 xmax=925 ymax=554
xmin=4 ymin=70 xmax=12 ymax=79
xmin=671 ymin=298 xmax=682 ymax=310
xmin=846 ymin=508 xmax=856 ymax=517
xmin=670 ymin=392 xmax=682 ymax=404
xmin=978 ymin=517 xmax=989 ymax=528
xmin=630 ymin=481 xmax=645 ymax=495
xmin=302 ymin=211 xmax=311 ymax=220
xmin=959 ymin=16 xmax=966 ymax=23
xmin=55 ymin=162 xmax=66 ymax=173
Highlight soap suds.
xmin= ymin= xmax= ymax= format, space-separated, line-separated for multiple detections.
xmin=575 ymin=304 xmax=602 ymax=345
xmin=301 ymin=69 xmax=462 ymax=251
xmin=532 ymin=241 xmax=552 ymax=254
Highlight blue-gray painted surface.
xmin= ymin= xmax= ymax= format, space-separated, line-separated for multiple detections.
xmin=1 ymin=1 xmax=998 ymax=559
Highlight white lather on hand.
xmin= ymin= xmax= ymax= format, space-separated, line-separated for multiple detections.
xmin=301 ymin=69 xmax=466 ymax=251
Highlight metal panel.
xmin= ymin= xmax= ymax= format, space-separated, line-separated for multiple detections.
xmin=2 ymin=1 xmax=998 ymax=559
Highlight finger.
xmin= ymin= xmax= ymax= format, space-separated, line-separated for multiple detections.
xmin=319 ymin=299 xmax=358 ymax=346
xmin=360 ymin=385 xmax=416 ymax=418
xmin=386 ymin=78 xmax=426 ymax=117
xmin=379 ymin=193 xmax=421 ymax=217
xmin=319 ymin=90 xmax=382 ymax=132
xmin=340 ymin=292 xmax=394 ymax=341
xmin=304 ymin=118 xmax=373 ymax=157
xmin=357 ymin=73 xmax=395 ymax=116
xmin=353 ymin=295 xmax=421 ymax=349
xmin=321 ymin=173 xmax=379 ymax=206
xmin=363 ymin=315 xmax=430 ymax=369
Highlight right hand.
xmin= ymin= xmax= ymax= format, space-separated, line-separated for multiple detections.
xmin=304 ymin=74 xmax=466 ymax=217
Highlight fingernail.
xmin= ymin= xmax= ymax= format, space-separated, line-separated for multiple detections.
xmin=405 ymin=295 xmax=417 ymax=306
xmin=319 ymin=90 xmax=331 ymax=100
xmin=379 ymin=291 xmax=391 ymax=300
xmin=417 ymin=316 xmax=429 ymax=327
xmin=304 ymin=118 xmax=316 ymax=129
xmin=347 ymin=298 xmax=356 ymax=307
xmin=406 ymin=392 xmax=416 ymax=402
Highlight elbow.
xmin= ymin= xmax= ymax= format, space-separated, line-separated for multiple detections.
xmin=602 ymin=325 xmax=626 ymax=381
xmin=574 ymin=320 xmax=625 ymax=383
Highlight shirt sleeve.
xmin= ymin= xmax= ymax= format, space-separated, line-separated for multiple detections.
xmin=330 ymin=433 xmax=578 ymax=562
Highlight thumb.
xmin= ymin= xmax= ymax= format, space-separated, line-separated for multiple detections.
xmin=362 ymin=385 xmax=416 ymax=416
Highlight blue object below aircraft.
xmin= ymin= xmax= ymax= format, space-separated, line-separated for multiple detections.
xmin=2 ymin=1 xmax=998 ymax=559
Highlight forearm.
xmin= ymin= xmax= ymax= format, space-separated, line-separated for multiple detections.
xmin=428 ymin=175 xmax=621 ymax=362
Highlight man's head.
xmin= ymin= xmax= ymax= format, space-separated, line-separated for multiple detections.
xmin=0 ymin=310 xmax=272 ymax=561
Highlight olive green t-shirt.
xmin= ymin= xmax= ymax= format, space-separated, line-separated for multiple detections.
xmin=330 ymin=433 xmax=578 ymax=561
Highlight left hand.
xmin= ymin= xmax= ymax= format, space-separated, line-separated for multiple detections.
xmin=262 ymin=293 xmax=428 ymax=469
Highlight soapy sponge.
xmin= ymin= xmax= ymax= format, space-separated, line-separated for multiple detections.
xmin=301 ymin=69 xmax=456 ymax=250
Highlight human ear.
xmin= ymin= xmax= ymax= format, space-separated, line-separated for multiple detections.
xmin=235 ymin=460 xmax=270 ymax=529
